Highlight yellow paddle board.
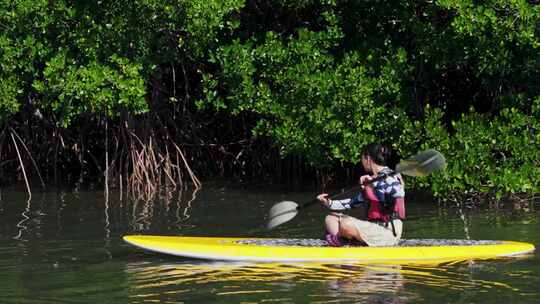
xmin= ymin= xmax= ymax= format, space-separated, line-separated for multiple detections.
xmin=123 ymin=235 xmax=534 ymax=264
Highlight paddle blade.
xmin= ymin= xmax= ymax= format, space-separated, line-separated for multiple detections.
xmin=396 ymin=149 xmax=446 ymax=177
xmin=266 ymin=201 xmax=299 ymax=230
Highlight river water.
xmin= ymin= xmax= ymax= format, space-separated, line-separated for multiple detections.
xmin=0 ymin=183 xmax=538 ymax=303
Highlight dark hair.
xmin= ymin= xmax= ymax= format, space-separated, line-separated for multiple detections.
xmin=362 ymin=143 xmax=392 ymax=166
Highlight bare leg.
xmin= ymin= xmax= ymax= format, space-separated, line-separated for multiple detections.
xmin=325 ymin=213 xmax=342 ymax=235
xmin=339 ymin=216 xmax=363 ymax=241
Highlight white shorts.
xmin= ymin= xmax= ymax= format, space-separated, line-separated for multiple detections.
xmin=349 ymin=217 xmax=403 ymax=247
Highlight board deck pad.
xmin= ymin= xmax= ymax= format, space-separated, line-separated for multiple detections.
xmin=237 ymin=238 xmax=503 ymax=247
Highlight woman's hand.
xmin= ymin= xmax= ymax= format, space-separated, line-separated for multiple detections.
xmin=317 ymin=193 xmax=331 ymax=207
xmin=359 ymin=174 xmax=373 ymax=187
xmin=396 ymin=173 xmax=404 ymax=186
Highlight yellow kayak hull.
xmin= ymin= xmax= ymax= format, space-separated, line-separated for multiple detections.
xmin=123 ymin=235 xmax=535 ymax=264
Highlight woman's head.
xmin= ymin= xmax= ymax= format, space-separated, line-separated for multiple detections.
xmin=361 ymin=143 xmax=391 ymax=170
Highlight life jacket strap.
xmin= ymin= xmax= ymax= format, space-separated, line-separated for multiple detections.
xmin=390 ymin=219 xmax=397 ymax=237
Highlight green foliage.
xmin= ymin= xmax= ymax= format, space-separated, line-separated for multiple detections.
xmin=199 ymin=0 xmax=540 ymax=199
xmin=32 ymin=54 xmax=147 ymax=127
xmin=201 ymin=8 xmax=410 ymax=166
xmin=0 ymin=75 xmax=21 ymax=122
xmin=0 ymin=0 xmax=245 ymax=126
xmin=418 ymin=105 xmax=540 ymax=199
xmin=1 ymin=0 xmax=539 ymax=199
xmin=436 ymin=0 xmax=540 ymax=108
xmin=0 ymin=34 xmax=23 ymax=121
xmin=182 ymin=0 xmax=244 ymax=57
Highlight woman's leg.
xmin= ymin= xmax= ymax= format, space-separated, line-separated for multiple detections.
xmin=324 ymin=213 xmax=344 ymax=246
xmin=339 ymin=216 xmax=363 ymax=241
xmin=325 ymin=213 xmax=341 ymax=235
xmin=339 ymin=217 xmax=402 ymax=246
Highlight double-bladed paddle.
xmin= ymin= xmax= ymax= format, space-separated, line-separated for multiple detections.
xmin=266 ymin=149 xmax=446 ymax=230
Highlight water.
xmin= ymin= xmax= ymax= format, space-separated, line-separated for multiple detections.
xmin=0 ymin=184 xmax=538 ymax=303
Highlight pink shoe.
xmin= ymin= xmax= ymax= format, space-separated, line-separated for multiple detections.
xmin=325 ymin=234 xmax=342 ymax=247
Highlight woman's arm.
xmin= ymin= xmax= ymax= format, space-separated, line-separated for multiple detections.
xmin=327 ymin=192 xmax=365 ymax=210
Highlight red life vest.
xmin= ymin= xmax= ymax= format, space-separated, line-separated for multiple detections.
xmin=363 ymin=183 xmax=406 ymax=222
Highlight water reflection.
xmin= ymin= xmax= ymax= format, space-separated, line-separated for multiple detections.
xmin=124 ymin=261 xmax=407 ymax=303
xmin=175 ymin=187 xmax=200 ymax=229
xmin=123 ymin=259 xmax=528 ymax=303
xmin=13 ymin=197 xmax=31 ymax=240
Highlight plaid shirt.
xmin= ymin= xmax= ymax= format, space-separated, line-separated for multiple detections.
xmin=328 ymin=167 xmax=404 ymax=210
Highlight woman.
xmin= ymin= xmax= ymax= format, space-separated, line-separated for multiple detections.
xmin=317 ymin=143 xmax=405 ymax=247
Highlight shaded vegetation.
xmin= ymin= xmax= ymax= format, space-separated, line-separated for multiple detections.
xmin=0 ymin=0 xmax=539 ymax=202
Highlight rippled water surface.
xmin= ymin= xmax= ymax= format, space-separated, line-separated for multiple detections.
xmin=0 ymin=184 xmax=538 ymax=303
